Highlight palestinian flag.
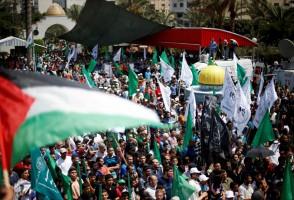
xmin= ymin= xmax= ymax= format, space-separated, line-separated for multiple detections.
xmin=0 ymin=68 xmax=161 ymax=171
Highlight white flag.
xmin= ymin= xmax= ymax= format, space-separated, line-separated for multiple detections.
xmin=113 ymin=48 xmax=121 ymax=62
xmin=129 ymin=63 xmax=134 ymax=70
xmin=160 ymin=57 xmax=175 ymax=83
xmin=185 ymin=91 xmax=196 ymax=125
xmin=234 ymin=82 xmax=251 ymax=135
xmin=253 ymin=78 xmax=278 ymax=127
xmin=266 ymin=78 xmax=278 ymax=109
xmin=257 ymin=72 xmax=264 ymax=105
xmin=25 ymin=31 xmax=33 ymax=48
xmin=242 ymin=78 xmax=251 ymax=105
xmin=158 ymin=79 xmax=171 ymax=112
xmin=180 ymin=52 xmax=193 ymax=87
xmin=92 ymin=44 xmax=98 ymax=60
xmin=103 ymin=63 xmax=113 ymax=78
xmin=65 ymin=46 xmax=76 ymax=69
xmin=221 ymin=69 xmax=237 ymax=120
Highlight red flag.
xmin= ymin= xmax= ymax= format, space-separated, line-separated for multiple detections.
xmin=0 ymin=76 xmax=34 ymax=170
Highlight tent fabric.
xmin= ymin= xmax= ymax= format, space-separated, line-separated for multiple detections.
xmin=136 ymin=27 xmax=257 ymax=50
xmin=0 ymin=36 xmax=46 ymax=48
xmin=60 ymin=0 xmax=169 ymax=47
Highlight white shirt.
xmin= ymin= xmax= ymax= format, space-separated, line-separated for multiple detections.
xmin=13 ymin=179 xmax=33 ymax=200
xmin=239 ymin=183 xmax=254 ymax=200
xmin=56 ymin=156 xmax=73 ymax=175
xmin=188 ymin=179 xmax=201 ymax=200
xmin=145 ymin=186 xmax=156 ymax=200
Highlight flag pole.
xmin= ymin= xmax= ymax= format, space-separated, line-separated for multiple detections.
xmin=0 ymin=125 xmax=10 ymax=187
xmin=178 ymin=53 xmax=183 ymax=98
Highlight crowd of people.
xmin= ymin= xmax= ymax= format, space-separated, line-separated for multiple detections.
xmin=0 ymin=40 xmax=293 ymax=200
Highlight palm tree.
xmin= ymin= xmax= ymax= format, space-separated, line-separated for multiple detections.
xmin=0 ymin=0 xmax=23 ymax=37
xmin=184 ymin=0 xmax=231 ymax=28
xmin=247 ymin=0 xmax=294 ymax=45
xmin=66 ymin=4 xmax=83 ymax=22
xmin=184 ymin=0 xmax=209 ymax=27
xmin=117 ymin=0 xmax=175 ymax=26
xmin=153 ymin=10 xmax=176 ymax=26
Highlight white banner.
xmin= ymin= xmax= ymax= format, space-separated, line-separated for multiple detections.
xmin=160 ymin=57 xmax=175 ymax=83
xmin=221 ymin=69 xmax=237 ymax=120
xmin=253 ymin=79 xmax=278 ymax=127
xmin=234 ymin=83 xmax=251 ymax=134
xmin=103 ymin=63 xmax=113 ymax=78
xmin=257 ymin=72 xmax=264 ymax=105
xmin=158 ymin=79 xmax=171 ymax=112
xmin=113 ymin=48 xmax=121 ymax=62
xmin=185 ymin=91 xmax=196 ymax=125
xmin=180 ymin=52 xmax=193 ymax=87
xmin=242 ymin=78 xmax=251 ymax=105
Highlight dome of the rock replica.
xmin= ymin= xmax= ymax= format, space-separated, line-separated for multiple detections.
xmin=198 ymin=64 xmax=225 ymax=86
xmin=46 ymin=3 xmax=66 ymax=16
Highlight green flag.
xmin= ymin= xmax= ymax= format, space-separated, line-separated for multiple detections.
xmin=153 ymin=140 xmax=162 ymax=165
xmin=121 ymin=48 xmax=126 ymax=61
xmin=61 ymin=174 xmax=73 ymax=200
xmin=190 ymin=65 xmax=199 ymax=85
xmin=172 ymin=165 xmax=195 ymax=200
xmin=82 ymin=66 xmax=96 ymax=88
xmin=169 ymin=55 xmax=175 ymax=68
xmin=160 ymin=50 xmax=171 ymax=65
xmin=31 ymin=148 xmax=63 ymax=200
xmin=46 ymin=152 xmax=73 ymax=200
xmin=152 ymin=49 xmax=158 ymax=64
xmin=87 ymin=59 xmax=97 ymax=73
xmin=130 ymin=53 xmax=134 ymax=63
xmin=75 ymin=162 xmax=83 ymax=195
xmin=252 ymin=111 xmax=275 ymax=147
xmin=110 ymin=132 xmax=119 ymax=149
xmin=98 ymin=184 xmax=103 ymax=200
xmin=237 ymin=63 xmax=247 ymax=86
xmin=0 ymin=165 xmax=3 ymax=186
xmin=281 ymin=158 xmax=294 ymax=200
xmin=208 ymin=56 xmax=214 ymax=65
xmin=104 ymin=50 xmax=110 ymax=60
xmin=183 ymin=107 xmax=193 ymax=149
xmin=128 ymin=65 xmax=138 ymax=97
xmin=114 ymin=62 xmax=123 ymax=76
xmin=212 ymin=87 xmax=216 ymax=96
xmin=128 ymin=174 xmax=132 ymax=200
xmin=45 ymin=153 xmax=58 ymax=181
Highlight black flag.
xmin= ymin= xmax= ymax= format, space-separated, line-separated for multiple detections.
xmin=209 ymin=109 xmax=231 ymax=162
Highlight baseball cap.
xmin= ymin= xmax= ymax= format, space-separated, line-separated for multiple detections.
xmin=60 ymin=148 xmax=67 ymax=154
xmin=199 ymin=174 xmax=209 ymax=182
xmin=117 ymin=179 xmax=126 ymax=185
xmin=190 ymin=167 xmax=201 ymax=174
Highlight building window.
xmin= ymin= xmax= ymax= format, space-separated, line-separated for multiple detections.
xmin=284 ymin=3 xmax=290 ymax=6
xmin=177 ymin=13 xmax=183 ymax=18
xmin=274 ymin=3 xmax=279 ymax=6
xmin=161 ymin=3 xmax=165 ymax=7
xmin=179 ymin=2 xmax=184 ymax=7
xmin=173 ymin=3 xmax=177 ymax=7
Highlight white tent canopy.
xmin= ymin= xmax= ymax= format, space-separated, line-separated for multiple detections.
xmin=0 ymin=36 xmax=46 ymax=48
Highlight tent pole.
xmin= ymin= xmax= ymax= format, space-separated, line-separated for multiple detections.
xmin=199 ymin=45 xmax=201 ymax=61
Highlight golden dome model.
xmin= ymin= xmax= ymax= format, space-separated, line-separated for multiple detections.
xmin=198 ymin=64 xmax=225 ymax=86
xmin=46 ymin=3 xmax=66 ymax=16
